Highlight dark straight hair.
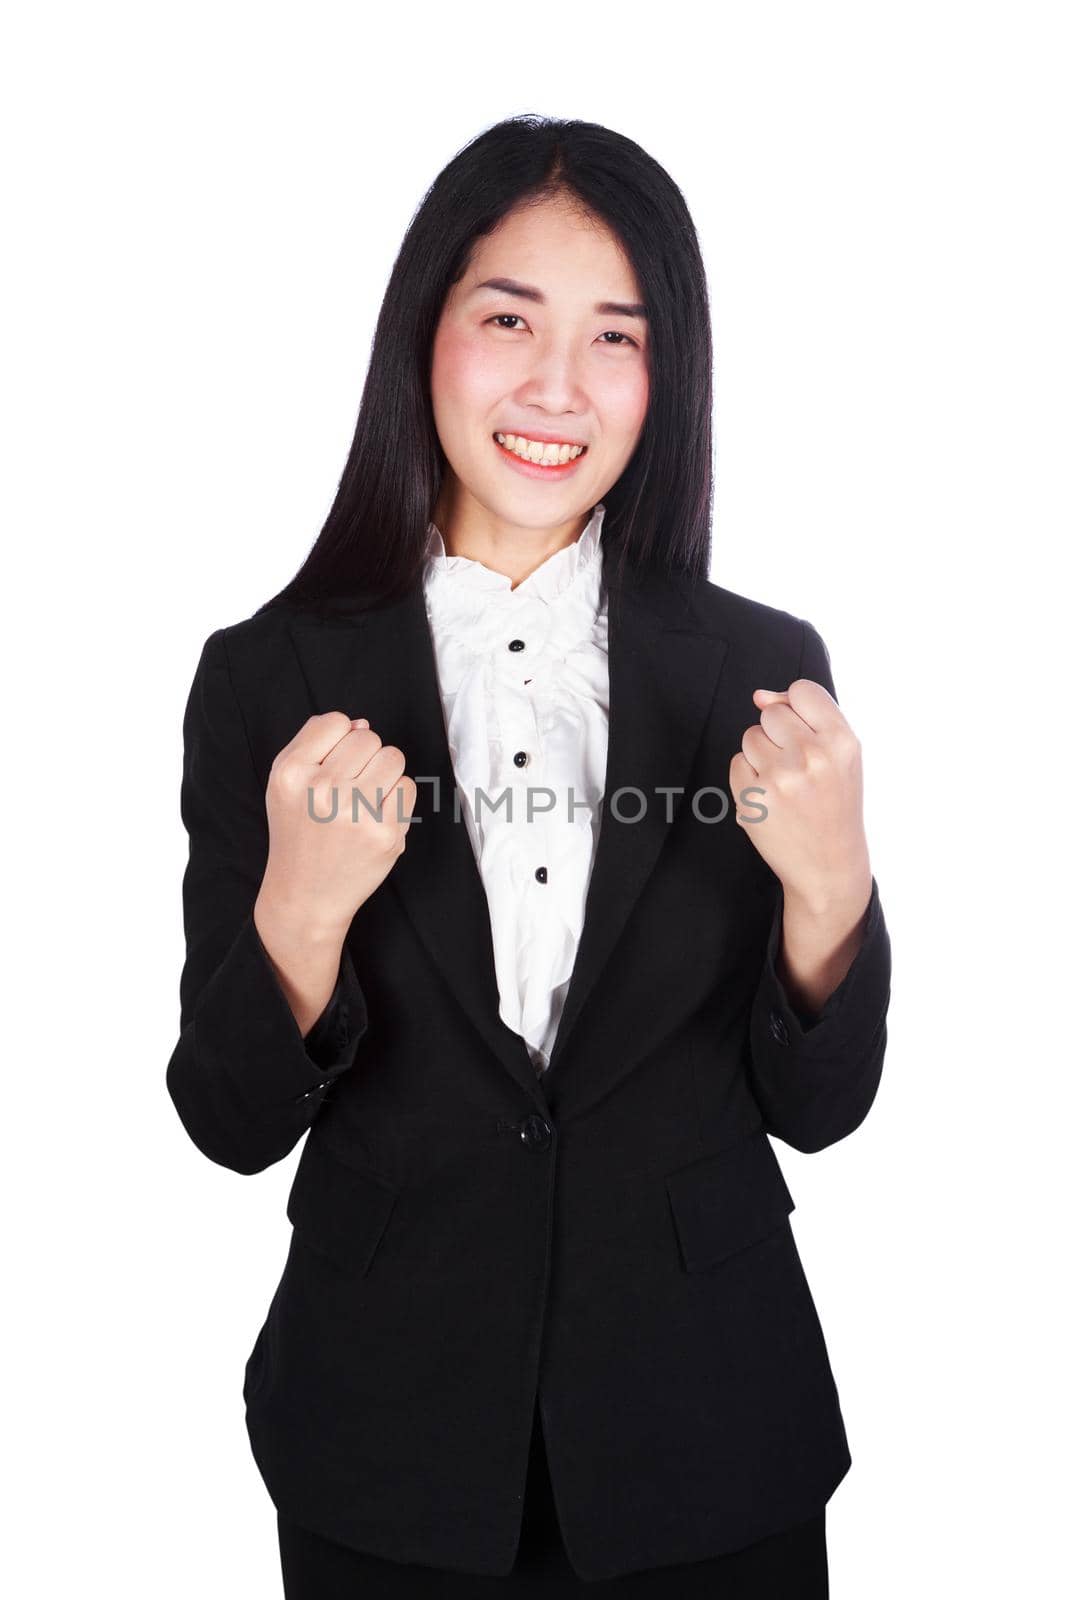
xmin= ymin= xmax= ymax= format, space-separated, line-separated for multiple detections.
xmin=258 ymin=114 xmax=714 ymax=618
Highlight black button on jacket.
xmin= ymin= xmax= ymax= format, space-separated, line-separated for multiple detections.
xmin=165 ymin=543 xmax=892 ymax=1582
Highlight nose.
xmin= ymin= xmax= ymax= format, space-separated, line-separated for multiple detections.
xmin=513 ymin=335 xmax=587 ymax=421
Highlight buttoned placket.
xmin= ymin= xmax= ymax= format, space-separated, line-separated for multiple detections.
xmin=495 ymin=612 xmax=556 ymax=892
xmin=421 ymin=504 xmax=608 ymax=1073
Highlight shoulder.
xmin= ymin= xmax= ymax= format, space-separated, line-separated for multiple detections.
xmin=183 ymin=601 xmax=332 ymax=787
xmin=683 ymin=576 xmax=837 ymax=699
xmin=215 ymin=599 xmax=303 ymax=650
xmin=192 ymin=601 xmax=306 ymax=686
xmin=184 ymin=601 xmax=310 ymax=735
xmin=671 ymin=574 xmax=816 ymax=668
xmin=657 ymin=573 xmax=838 ymax=698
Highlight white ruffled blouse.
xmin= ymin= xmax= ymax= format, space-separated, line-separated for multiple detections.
xmin=421 ymin=503 xmax=610 ymax=1076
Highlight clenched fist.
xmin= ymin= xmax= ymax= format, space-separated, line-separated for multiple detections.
xmin=729 ymin=678 xmax=870 ymax=912
xmin=250 ymin=714 xmax=417 ymax=1039
xmin=258 ymin=712 xmax=417 ymax=940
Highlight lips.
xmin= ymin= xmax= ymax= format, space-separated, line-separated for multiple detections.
xmin=491 ymin=433 xmax=588 ymax=478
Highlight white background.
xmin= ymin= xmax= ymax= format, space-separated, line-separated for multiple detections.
xmin=4 ymin=3 xmax=1063 ymax=1594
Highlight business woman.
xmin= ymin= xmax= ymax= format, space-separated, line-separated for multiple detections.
xmin=166 ymin=115 xmax=891 ymax=1596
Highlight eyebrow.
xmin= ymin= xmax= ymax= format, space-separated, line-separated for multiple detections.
xmin=472 ymin=276 xmax=648 ymax=321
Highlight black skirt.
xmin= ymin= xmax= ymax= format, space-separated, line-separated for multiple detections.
xmin=276 ymin=1405 xmax=829 ymax=1596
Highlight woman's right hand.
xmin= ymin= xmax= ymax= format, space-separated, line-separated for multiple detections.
xmin=256 ymin=712 xmax=417 ymax=941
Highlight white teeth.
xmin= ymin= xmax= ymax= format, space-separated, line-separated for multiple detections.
xmin=493 ymin=432 xmax=586 ymax=464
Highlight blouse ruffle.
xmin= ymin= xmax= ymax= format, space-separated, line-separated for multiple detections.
xmin=421 ymin=504 xmax=610 ymax=1073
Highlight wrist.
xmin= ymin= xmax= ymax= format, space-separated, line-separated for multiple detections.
xmin=781 ymin=859 xmax=872 ymax=925
xmin=254 ymin=880 xmax=350 ymax=954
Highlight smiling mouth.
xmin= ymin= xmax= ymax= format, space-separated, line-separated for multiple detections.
xmin=492 ymin=432 xmax=587 ymax=467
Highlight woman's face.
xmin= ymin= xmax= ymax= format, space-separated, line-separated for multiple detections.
xmin=430 ymin=193 xmax=650 ymax=538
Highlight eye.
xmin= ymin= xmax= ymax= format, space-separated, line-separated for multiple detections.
xmin=486 ymin=315 xmax=639 ymax=349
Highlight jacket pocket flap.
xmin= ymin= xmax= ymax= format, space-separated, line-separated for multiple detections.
xmin=665 ymin=1130 xmax=795 ymax=1272
xmin=287 ymin=1134 xmax=399 ymax=1277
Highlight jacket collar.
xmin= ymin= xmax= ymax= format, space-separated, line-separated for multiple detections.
xmin=284 ymin=534 xmax=729 ymax=1115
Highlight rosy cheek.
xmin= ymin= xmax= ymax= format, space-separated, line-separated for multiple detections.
xmin=434 ymin=321 xmax=502 ymax=403
xmin=600 ymin=366 xmax=650 ymax=443
xmin=629 ymin=369 xmax=651 ymax=431
xmin=430 ymin=321 xmax=473 ymax=404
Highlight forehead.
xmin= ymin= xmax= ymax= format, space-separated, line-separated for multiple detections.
xmin=461 ymin=198 xmax=642 ymax=299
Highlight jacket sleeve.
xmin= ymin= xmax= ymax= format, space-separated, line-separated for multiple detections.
xmin=165 ymin=627 xmax=371 ymax=1175
xmin=745 ymin=619 xmax=892 ymax=1155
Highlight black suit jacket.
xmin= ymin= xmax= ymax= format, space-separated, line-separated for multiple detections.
xmin=166 ymin=539 xmax=891 ymax=1581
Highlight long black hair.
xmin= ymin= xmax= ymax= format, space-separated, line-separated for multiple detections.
xmin=258 ymin=114 xmax=713 ymax=618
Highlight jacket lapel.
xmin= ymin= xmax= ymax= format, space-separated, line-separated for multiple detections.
xmin=284 ymin=538 xmax=729 ymax=1108
xmin=545 ymin=568 xmax=729 ymax=1095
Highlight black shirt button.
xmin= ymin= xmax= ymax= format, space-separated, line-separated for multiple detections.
xmin=769 ymin=1008 xmax=790 ymax=1046
xmin=520 ymin=1114 xmax=553 ymax=1148
xmin=535 ymin=866 xmax=548 ymax=883
xmin=513 ymin=751 xmax=528 ymax=767
xmin=508 ymin=638 xmax=526 ymax=651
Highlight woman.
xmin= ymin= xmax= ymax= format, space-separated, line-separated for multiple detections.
xmin=167 ymin=116 xmax=891 ymax=1596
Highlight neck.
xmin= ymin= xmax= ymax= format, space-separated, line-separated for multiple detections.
xmin=431 ymin=479 xmax=593 ymax=589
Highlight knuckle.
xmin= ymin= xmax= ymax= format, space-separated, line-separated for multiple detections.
xmin=273 ymin=755 xmax=302 ymax=792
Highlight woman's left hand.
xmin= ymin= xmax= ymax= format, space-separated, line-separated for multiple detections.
xmin=728 ymin=678 xmax=871 ymax=913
